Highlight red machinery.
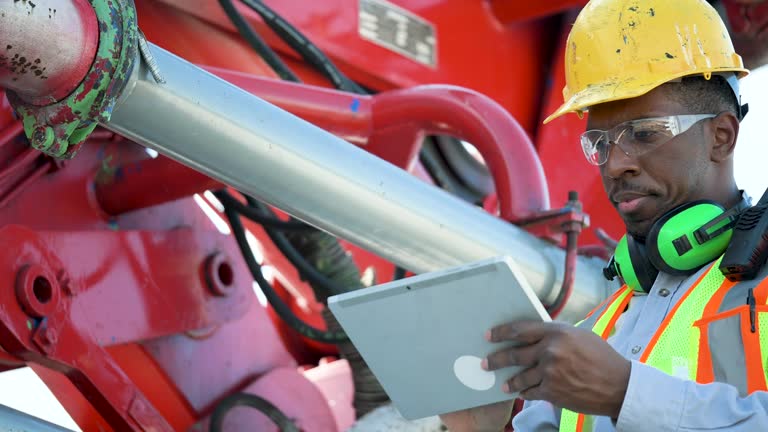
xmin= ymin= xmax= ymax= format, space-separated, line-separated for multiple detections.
xmin=0 ymin=0 xmax=766 ymax=431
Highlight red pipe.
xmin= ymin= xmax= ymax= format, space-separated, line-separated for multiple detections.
xmin=96 ymin=68 xmax=549 ymax=219
xmin=204 ymin=66 xmax=372 ymax=146
xmin=371 ymin=86 xmax=550 ymax=220
xmin=0 ymin=0 xmax=99 ymax=105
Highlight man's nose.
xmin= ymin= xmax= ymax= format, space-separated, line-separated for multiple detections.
xmin=602 ymin=142 xmax=640 ymax=179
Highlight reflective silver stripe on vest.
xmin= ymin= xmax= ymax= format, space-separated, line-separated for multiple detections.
xmin=708 ymin=312 xmax=748 ymax=396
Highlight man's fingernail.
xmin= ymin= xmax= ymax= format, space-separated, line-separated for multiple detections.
xmin=485 ymin=330 xmax=492 ymax=341
xmin=481 ymin=358 xmax=488 ymax=370
xmin=502 ymin=383 xmax=510 ymax=393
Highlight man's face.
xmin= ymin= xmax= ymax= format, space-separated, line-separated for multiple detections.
xmin=587 ymin=87 xmax=715 ymax=240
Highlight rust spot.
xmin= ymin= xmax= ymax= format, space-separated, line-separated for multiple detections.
xmin=628 ymin=6 xmax=638 ymax=12
xmin=628 ymin=21 xmax=636 ymax=28
xmin=616 ymin=49 xmax=621 ymax=54
xmin=649 ymin=8 xmax=655 ymax=17
xmin=665 ymin=52 xmax=675 ymax=59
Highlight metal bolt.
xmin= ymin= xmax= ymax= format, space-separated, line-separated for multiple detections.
xmin=31 ymin=126 xmax=54 ymax=150
xmin=659 ymin=288 xmax=670 ymax=298
xmin=631 ymin=345 xmax=642 ymax=355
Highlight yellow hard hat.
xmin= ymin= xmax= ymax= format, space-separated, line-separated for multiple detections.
xmin=544 ymin=0 xmax=750 ymax=124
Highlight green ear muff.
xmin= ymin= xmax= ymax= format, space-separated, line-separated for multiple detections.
xmin=606 ymin=234 xmax=660 ymax=293
xmin=603 ymin=199 xmax=747 ymax=292
xmin=646 ymin=200 xmax=733 ymax=275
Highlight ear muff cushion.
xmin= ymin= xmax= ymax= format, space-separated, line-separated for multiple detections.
xmin=647 ymin=200 xmax=730 ymax=275
xmin=612 ymin=236 xmax=643 ymax=292
xmin=627 ymin=235 xmax=659 ymax=293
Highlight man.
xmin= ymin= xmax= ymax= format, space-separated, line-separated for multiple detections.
xmin=441 ymin=0 xmax=768 ymax=431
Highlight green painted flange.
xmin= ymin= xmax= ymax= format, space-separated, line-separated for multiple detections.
xmin=7 ymin=0 xmax=139 ymax=159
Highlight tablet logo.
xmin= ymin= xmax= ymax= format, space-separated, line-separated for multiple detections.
xmin=453 ymin=355 xmax=496 ymax=391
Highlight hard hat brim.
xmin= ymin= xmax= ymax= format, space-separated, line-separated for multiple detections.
xmin=543 ymin=68 xmax=749 ymax=125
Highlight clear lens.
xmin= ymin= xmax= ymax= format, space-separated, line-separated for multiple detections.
xmin=625 ymin=119 xmax=675 ymax=144
xmin=580 ymin=130 xmax=606 ymax=165
xmin=579 ymin=114 xmax=716 ymax=166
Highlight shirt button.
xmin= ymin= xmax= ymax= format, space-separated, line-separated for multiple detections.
xmin=659 ymin=288 xmax=670 ymax=297
xmin=631 ymin=345 xmax=642 ymax=354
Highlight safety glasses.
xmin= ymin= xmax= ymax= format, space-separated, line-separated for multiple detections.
xmin=580 ymin=114 xmax=717 ymax=166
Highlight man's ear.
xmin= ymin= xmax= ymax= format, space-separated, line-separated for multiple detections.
xmin=710 ymin=111 xmax=740 ymax=163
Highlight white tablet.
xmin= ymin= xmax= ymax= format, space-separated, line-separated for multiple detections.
xmin=327 ymin=255 xmax=551 ymax=420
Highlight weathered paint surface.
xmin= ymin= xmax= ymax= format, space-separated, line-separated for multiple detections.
xmin=6 ymin=0 xmax=139 ymax=159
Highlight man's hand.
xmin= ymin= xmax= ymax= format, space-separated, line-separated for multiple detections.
xmin=482 ymin=320 xmax=630 ymax=418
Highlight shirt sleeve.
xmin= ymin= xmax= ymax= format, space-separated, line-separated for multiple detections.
xmin=617 ymin=360 xmax=768 ymax=432
xmin=510 ymin=399 xmax=560 ymax=432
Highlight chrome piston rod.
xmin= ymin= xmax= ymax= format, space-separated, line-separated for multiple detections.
xmin=104 ymin=44 xmax=613 ymax=322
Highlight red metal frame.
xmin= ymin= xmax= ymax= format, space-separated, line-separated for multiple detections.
xmin=2 ymin=0 xmax=767 ymax=431
xmin=0 ymin=2 xmax=613 ymax=430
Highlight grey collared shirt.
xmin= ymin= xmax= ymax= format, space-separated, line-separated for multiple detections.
xmin=512 ymin=262 xmax=768 ymax=432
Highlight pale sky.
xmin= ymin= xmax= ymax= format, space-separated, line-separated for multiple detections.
xmin=733 ymin=65 xmax=768 ymax=201
xmin=1 ymin=65 xmax=767 ymax=431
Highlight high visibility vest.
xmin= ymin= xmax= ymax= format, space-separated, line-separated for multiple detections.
xmin=559 ymin=258 xmax=768 ymax=432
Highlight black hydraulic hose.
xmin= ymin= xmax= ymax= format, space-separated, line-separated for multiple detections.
xmin=216 ymin=1 xmax=394 ymax=418
xmin=239 ymin=0 xmax=366 ymax=94
xmin=218 ymin=0 xmax=300 ymax=82
xmin=219 ymin=200 xmax=348 ymax=343
xmin=393 ymin=266 xmax=407 ymax=281
xmin=209 ymin=393 xmax=299 ymax=432
xmin=215 ymin=190 xmax=313 ymax=231
xmin=222 ymin=191 xmax=349 ymax=298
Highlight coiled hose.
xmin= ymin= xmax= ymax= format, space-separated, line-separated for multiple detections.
xmin=280 ymin=228 xmax=391 ymax=418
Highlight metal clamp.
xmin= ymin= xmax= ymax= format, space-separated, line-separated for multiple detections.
xmin=6 ymin=0 xmax=139 ymax=159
